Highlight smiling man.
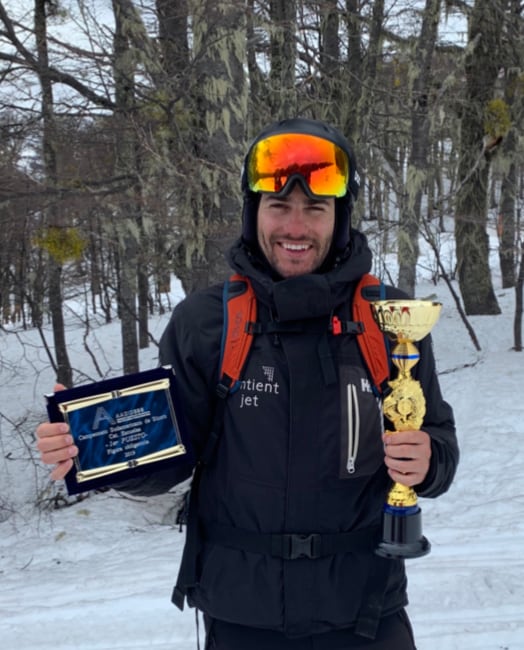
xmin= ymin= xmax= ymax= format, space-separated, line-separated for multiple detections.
xmin=36 ymin=117 xmax=458 ymax=650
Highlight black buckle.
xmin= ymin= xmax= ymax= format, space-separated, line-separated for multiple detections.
xmin=245 ymin=321 xmax=261 ymax=334
xmin=283 ymin=533 xmax=321 ymax=560
xmin=216 ymin=375 xmax=233 ymax=399
xmin=330 ymin=320 xmax=365 ymax=335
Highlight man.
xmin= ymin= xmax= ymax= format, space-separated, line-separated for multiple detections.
xmin=37 ymin=118 xmax=458 ymax=649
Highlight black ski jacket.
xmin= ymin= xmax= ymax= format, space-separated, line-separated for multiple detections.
xmin=121 ymin=231 xmax=458 ymax=638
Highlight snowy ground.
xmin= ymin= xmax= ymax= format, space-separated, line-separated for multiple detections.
xmin=1 ymin=239 xmax=523 ymax=650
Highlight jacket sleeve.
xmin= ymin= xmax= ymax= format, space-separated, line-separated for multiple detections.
xmin=412 ymin=333 xmax=459 ymax=498
xmin=114 ymin=287 xmax=223 ymax=497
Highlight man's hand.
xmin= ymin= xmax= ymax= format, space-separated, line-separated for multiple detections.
xmin=36 ymin=383 xmax=77 ymax=481
xmin=383 ymin=430 xmax=431 ymax=487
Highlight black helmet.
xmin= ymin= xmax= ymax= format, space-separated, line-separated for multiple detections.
xmin=241 ymin=117 xmax=360 ymax=254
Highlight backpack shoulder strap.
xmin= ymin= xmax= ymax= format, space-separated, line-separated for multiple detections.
xmin=217 ymin=273 xmax=257 ymax=397
xmin=352 ymin=273 xmax=390 ymax=394
xmin=172 ymin=273 xmax=258 ymax=611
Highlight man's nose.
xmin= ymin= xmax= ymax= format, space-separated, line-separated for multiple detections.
xmin=285 ymin=206 xmax=308 ymax=232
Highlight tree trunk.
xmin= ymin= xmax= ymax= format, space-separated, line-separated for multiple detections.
xmin=112 ymin=0 xmax=140 ymax=373
xmin=156 ymin=0 xmax=189 ymax=70
xmin=269 ymin=0 xmax=297 ymax=118
xmin=174 ymin=0 xmax=247 ymax=292
xmin=353 ymin=0 xmax=384 ymax=225
xmin=246 ymin=0 xmax=269 ymax=136
xmin=514 ymin=242 xmax=523 ymax=351
xmin=315 ymin=0 xmax=343 ymax=126
xmin=454 ymin=0 xmax=501 ymax=315
xmin=498 ymin=159 xmax=517 ymax=288
xmin=343 ymin=0 xmax=363 ymax=142
xmin=397 ymin=0 xmax=441 ymax=297
xmin=497 ymin=4 xmax=522 ymax=289
xmin=34 ymin=0 xmax=72 ymax=387
xmin=138 ymin=255 xmax=150 ymax=349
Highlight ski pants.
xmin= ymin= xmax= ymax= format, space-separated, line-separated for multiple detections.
xmin=204 ymin=609 xmax=417 ymax=650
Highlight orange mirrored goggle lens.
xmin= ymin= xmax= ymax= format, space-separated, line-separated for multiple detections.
xmin=247 ymin=133 xmax=350 ymax=198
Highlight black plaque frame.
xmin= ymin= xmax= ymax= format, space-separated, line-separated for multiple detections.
xmin=46 ymin=366 xmax=192 ymax=495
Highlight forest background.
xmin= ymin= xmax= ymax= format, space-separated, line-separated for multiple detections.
xmin=0 ymin=0 xmax=523 ymax=511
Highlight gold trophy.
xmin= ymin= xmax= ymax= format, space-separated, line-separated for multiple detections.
xmin=370 ymin=299 xmax=442 ymax=559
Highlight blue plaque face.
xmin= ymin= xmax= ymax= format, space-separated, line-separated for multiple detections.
xmin=46 ymin=367 xmax=192 ymax=494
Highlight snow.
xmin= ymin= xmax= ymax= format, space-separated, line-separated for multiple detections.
xmin=1 ymin=231 xmax=523 ymax=650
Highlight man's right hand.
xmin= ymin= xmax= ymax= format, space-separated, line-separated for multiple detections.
xmin=36 ymin=383 xmax=78 ymax=481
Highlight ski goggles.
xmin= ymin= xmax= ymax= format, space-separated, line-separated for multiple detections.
xmin=245 ymin=133 xmax=350 ymax=198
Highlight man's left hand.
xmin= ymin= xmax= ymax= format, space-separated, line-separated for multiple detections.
xmin=382 ymin=430 xmax=431 ymax=487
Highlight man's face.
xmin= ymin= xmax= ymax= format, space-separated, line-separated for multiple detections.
xmin=256 ymin=184 xmax=335 ymax=278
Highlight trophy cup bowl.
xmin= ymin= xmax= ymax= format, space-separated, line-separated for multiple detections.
xmin=372 ymin=300 xmax=442 ymax=343
xmin=370 ymin=299 xmax=442 ymax=559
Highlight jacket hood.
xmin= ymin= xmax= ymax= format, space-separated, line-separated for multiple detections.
xmin=227 ymin=229 xmax=373 ymax=322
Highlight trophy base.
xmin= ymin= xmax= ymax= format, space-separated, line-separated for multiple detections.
xmin=375 ymin=505 xmax=431 ymax=559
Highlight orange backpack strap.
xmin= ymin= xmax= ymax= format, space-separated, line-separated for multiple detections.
xmin=352 ymin=274 xmax=390 ymax=394
xmin=217 ymin=274 xmax=258 ymax=397
xmin=174 ymin=274 xmax=257 ymax=611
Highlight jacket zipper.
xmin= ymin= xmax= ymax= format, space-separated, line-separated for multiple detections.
xmin=346 ymin=384 xmax=360 ymax=474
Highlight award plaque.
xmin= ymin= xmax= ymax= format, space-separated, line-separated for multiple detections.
xmin=370 ymin=299 xmax=442 ymax=559
xmin=46 ymin=366 xmax=192 ymax=495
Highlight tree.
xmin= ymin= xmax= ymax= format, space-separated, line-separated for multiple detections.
xmin=397 ymin=0 xmax=442 ymax=297
xmin=269 ymin=0 xmax=297 ymax=118
xmin=34 ymin=0 xmax=73 ymax=386
xmin=111 ymin=0 xmax=142 ymax=373
xmin=497 ymin=0 xmax=523 ymax=289
xmin=353 ymin=0 xmax=385 ymax=227
xmin=454 ymin=0 xmax=503 ymax=315
xmin=1 ymin=0 xmax=522 ymax=366
xmin=343 ymin=0 xmax=364 ymax=142
xmin=170 ymin=0 xmax=248 ymax=292
xmin=0 ymin=0 xmax=127 ymax=374
xmin=515 ymin=242 xmax=523 ymax=351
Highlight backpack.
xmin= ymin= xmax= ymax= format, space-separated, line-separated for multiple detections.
xmin=172 ymin=272 xmax=391 ymax=616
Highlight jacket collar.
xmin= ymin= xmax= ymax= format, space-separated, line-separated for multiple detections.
xmin=227 ymin=230 xmax=373 ymax=322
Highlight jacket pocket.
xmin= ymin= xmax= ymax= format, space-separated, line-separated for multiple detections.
xmin=344 ymin=382 xmax=359 ymax=474
xmin=338 ymin=365 xmax=385 ymax=479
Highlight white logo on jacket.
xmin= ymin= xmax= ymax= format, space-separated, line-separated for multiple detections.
xmin=238 ymin=367 xmax=279 ymax=409
xmin=262 ymin=366 xmax=275 ymax=382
